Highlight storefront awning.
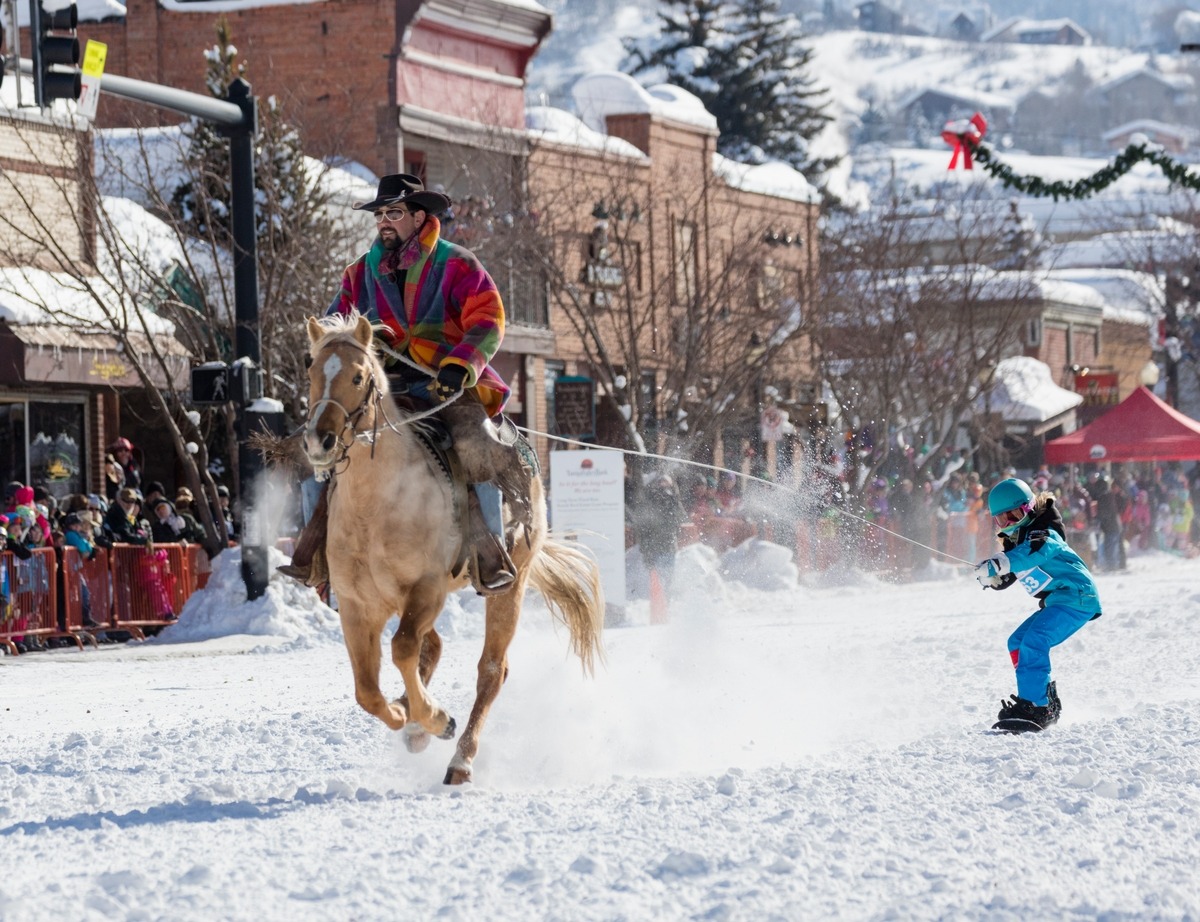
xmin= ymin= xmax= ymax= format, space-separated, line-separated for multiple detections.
xmin=0 ymin=322 xmax=191 ymax=390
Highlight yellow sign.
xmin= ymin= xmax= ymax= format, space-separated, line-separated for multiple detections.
xmin=82 ymin=41 xmax=108 ymax=78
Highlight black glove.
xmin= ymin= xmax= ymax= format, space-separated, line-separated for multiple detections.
xmin=432 ymin=364 xmax=469 ymax=401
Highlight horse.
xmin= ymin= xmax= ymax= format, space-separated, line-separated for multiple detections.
xmin=301 ymin=312 xmax=604 ymax=784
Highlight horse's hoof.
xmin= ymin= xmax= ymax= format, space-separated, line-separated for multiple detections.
xmin=443 ymin=766 xmax=472 ymax=785
xmin=438 ymin=716 xmax=457 ymax=740
xmin=403 ymin=725 xmax=430 ymax=753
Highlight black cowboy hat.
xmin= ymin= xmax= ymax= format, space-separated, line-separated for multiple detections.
xmin=353 ymin=173 xmax=452 ymax=216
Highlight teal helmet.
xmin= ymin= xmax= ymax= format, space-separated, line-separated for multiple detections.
xmin=988 ymin=477 xmax=1035 ymax=535
xmin=988 ymin=478 xmax=1034 ymax=515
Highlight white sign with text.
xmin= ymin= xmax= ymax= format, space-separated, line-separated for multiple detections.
xmin=549 ymin=449 xmax=626 ymax=624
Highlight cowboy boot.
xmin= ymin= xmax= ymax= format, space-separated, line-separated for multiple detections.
xmin=278 ymin=483 xmax=330 ymax=587
xmin=468 ymin=481 xmax=515 ymax=595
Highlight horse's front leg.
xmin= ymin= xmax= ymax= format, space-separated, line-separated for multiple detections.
xmin=391 ymin=582 xmax=455 ymax=740
xmin=395 ymin=629 xmax=445 ymax=753
xmin=341 ymin=604 xmax=408 ymax=730
xmin=445 ymin=587 xmax=523 ymax=785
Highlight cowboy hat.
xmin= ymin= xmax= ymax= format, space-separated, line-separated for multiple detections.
xmin=353 ymin=173 xmax=452 ymax=216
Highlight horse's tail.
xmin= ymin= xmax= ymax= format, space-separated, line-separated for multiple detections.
xmin=528 ymin=538 xmax=605 ymax=675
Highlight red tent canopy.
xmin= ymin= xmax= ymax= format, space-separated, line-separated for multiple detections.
xmin=1044 ymin=386 xmax=1200 ymax=464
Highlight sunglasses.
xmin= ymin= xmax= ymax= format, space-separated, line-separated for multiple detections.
xmin=374 ymin=208 xmax=410 ymax=223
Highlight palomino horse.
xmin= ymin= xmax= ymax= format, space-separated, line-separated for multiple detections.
xmin=302 ymin=312 xmax=604 ymax=784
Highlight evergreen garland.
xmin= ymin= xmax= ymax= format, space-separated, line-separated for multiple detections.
xmin=963 ymin=136 xmax=1200 ymax=201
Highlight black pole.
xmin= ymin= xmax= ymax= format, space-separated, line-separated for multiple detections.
xmin=223 ymin=78 xmax=268 ymax=602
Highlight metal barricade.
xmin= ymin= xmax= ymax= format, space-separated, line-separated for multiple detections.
xmin=60 ymin=546 xmax=109 ymax=644
xmin=108 ymin=543 xmax=182 ymax=639
xmin=0 ymin=548 xmax=81 ymax=653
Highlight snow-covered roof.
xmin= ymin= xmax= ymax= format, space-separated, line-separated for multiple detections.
xmin=1101 ymin=120 xmax=1196 ymax=144
xmin=712 ymin=154 xmax=821 ymax=205
xmin=1095 ymin=67 xmax=1194 ymax=96
xmin=981 ymin=355 xmax=1082 ymax=424
xmin=893 ymin=85 xmax=1017 ymax=114
xmin=12 ymin=0 xmax=125 ymax=24
xmin=571 ymin=72 xmax=718 ymax=135
xmin=1043 ymin=268 xmax=1162 ymax=326
xmin=981 ymin=17 xmax=1090 ymax=44
xmin=525 ymin=106 xmax=646 ymax=160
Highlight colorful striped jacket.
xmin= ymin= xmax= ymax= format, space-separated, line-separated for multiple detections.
xmin=327 ymin=216 xmax=509 ymax=417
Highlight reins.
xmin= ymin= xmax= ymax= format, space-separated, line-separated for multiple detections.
xmin=304 ymin=336 xmax=461 ymax=475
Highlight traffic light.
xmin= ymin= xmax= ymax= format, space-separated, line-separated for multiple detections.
xmin=29 ymin=0 xmax=81 ymax=108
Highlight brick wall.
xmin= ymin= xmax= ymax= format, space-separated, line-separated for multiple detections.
xmin=0 ymin=114 xmax=88 ymax=269
xmin=75 ymin=0 xmax=402 ymax=174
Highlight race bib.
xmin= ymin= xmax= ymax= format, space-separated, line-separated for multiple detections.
xmin=1016 ymin=566 xmax=1052 ymax=595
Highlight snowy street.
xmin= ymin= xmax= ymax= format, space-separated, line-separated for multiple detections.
xmin=3 ymin=547 xmax=1200 ymax=920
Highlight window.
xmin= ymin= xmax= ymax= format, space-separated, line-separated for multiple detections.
xmin=1 ymin=398 xmax=87 ymax=502
xmin=404 ymin=150 xmax=427 ymax=186
xmin=673 ymin=220 xmax=697 ymax=305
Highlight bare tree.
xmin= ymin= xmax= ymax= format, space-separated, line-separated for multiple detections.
xmin=0 ymin=101 xmax=362 ymax=554
xmin=814 ymin=192 xmax=1041 ymax=497
xmin=513 ymin=142 xmax=814 ymax=472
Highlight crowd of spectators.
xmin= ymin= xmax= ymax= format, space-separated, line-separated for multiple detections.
xmin=1 ymin=436 xmax=236 ymax=654
xmin=626 ymin=450 xmax=1200 ymax=582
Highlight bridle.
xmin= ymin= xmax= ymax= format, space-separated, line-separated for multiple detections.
xmin=304 ymin=335 xmax=459 ymax=473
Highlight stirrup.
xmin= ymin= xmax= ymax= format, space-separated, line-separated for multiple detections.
xmin=470 ymin=537 xmax=516 ymax=596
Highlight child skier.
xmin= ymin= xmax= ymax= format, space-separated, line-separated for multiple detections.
xmin=975 ymin=477 xmax=1102 ymax=729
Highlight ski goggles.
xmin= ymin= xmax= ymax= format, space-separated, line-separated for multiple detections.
xmin=993 ymin=504 xmax=1031 ymax=534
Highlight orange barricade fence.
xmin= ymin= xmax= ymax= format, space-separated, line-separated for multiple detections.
xmin=2 ymin=543 xmax=213 ymax=654
xmin=0 ymin=548 xmax=82 ymax=653
xmin=108 ymin=543 xmax=196 ymax=640
xmin=60 ymin=547 xmax=112 ymax=637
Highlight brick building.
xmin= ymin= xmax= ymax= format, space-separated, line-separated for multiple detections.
xmin=0 ymin=106 xmax=189 ymax=498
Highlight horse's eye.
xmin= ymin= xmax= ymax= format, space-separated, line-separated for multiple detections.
xmin=304 ymin=354 xmax=313 ymax=369
xmin=353 ymin=373 xmax=364 ymax=387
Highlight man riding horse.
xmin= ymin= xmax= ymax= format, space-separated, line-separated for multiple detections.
xmin=280 ymin=173 xmax=521 ymax=594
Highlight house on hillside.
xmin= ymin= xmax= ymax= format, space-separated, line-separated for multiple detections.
xmin=1090 ymin=68 xmax=1196 ymax=136
xmin=982 ymin=17 xmax=1090 ymax=45
xmin=856 ymin=1 xmax=924 ymax=35
xmin=1103 ymin=120 xmax=1197 ymax=155
xmin=892 ymin=87 xmax=1015 ymax=146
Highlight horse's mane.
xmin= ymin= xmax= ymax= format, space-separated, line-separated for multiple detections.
xmin=310 ymin=312 xmax=386 ymax=367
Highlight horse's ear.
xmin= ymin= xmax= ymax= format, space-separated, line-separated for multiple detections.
xmin=306 ymin=316 xmax=324 ymax=344
xmin=353 ymin=314 xmax=374 ymax=348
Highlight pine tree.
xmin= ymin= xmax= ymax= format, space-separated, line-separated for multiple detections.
xmin=624 ymin=0 xmax=837 ymax=178
xmin=171 ymin=17 xmax=312 ymax=250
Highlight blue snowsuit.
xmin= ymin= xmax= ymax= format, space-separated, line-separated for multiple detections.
xmin=987 ymin=498 xmax=1101 ymax=706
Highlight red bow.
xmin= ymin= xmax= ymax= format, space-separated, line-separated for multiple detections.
xmin=942 ymin=112 xmax=988 ymax=170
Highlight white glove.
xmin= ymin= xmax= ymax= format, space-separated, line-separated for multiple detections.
xmin=974 ymin=553 xmax=1010 ymax=588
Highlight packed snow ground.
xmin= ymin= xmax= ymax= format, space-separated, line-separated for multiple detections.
xmin=3 ymin=542 xmax=1200 ymax=920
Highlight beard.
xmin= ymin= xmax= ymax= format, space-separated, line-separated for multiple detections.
xmin=380 ymin=233 xmax=402 ymax=251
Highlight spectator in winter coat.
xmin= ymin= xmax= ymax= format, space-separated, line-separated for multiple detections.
xmin=105 ymin=437 xmax=143 ymax=502
xmin=104 ymin=488 xmax=151 ymax=546
xmin=634 ymin=475 xmax=691 ymax=593
xmin=148 ymin=498 xmax=190 ymax=544
xmin=975 ymin=478 xmax=1102 ymax=730
xmin=61 ymin=512 xmax=101 ymax=629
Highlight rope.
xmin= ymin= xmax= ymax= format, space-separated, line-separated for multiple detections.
xmin=517 ymin=426 xmax=977 ymax=568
